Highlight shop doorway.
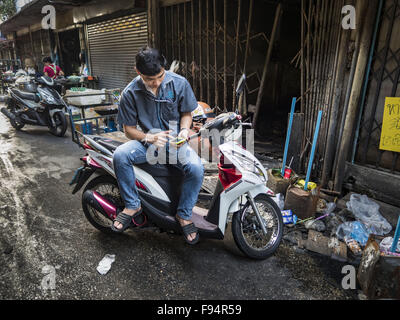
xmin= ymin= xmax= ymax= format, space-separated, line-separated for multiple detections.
xmin=58 ymin=28 xmax=81 ymax=76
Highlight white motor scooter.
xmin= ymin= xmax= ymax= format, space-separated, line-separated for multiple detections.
xmin=70 ymin=83 xmax=283 ymax=260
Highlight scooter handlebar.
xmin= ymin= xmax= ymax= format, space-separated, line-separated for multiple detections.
xmin=187 ymin=113 xmax=244 ymax=141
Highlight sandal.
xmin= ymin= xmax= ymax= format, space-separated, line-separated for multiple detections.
xmin=175 ymin=216 xmax=200 ymax=245
xmin=111 ymin=208 xmax=143 ymax=233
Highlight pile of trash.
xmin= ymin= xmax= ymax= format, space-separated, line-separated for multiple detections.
xmin=274 ymin=193 xmax=397 ymax=262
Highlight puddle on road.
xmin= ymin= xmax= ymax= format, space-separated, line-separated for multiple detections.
xmin=0 ymin=113 xmax=9 ymax=134
xmin=0 ymin=114 xmax=13 ymax=154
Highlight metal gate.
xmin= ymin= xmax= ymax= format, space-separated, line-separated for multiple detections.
xmin=353 ymin=0 xmax=400 ymax=174
xmin=86 ymin=11 xmax=148 ymax=89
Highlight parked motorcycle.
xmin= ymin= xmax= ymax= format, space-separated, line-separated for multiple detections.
xmin=70 ymin=110 xmax=283 ymax=260
xmin=1 ymin=75 xmax=68 ymax=137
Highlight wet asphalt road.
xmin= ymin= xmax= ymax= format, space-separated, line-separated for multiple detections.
xmin=0 ymin=110 xmax=359 ymax=300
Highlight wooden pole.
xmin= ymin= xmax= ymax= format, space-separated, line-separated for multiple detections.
xmin=252 ymin=3 xmax=282 ymax=129
xmin=333 ymin=19 xmax=361 ymax=173
xmin=334 ymin=0 xmax=379 ymax=192
xmin=309 ymin=0 xmax=323 ymax=146
xmin=177 ymin=4 xmax=181 ymax=63
xmin=171 ymin=5 xmax=175 ymax=59
xmin=206 ymin=0 xmax=210 ymax=104
xmin=29 ymin=26 xmax=35 ymax=65
xmin=233 ymin=0 xmax=242 ymax=110
xmin=213 ymin=0 xmax=218 ymax=107
xmin=319 ymin=0 xmax=340 ymax=157
xmin=304 ymin=1 xmax=312 ymax=145
xmin=192 ymin=0 xmax=197 ymax=97
xmin=199 ymin=0 xmax=203 ymax=101
xmin=147 ymin=0 xmax=159 ymax=49
xmin=147 ymin=0 xmax=153 ymax=46
xmin=306 ymin=1 xmax=317 ymax=147
xmin=300 ymin=0 xmax=305 ymax=114
xmin=305 ymin=1 xmax=312 ymax=150
xmin=223 ymin=0 xmax=227 ymax=111
xmin=321 ymin=27 xmax=351 ymax=187
xmin=184 ymin=1 xmax=188 ymax=80
xmin=243 ymin=0 xmax=254 ymax=74
xmin=40 ymin=29 xmax=44 ymax=56
xmin=164 ymin=6 xmax=169 ymax=61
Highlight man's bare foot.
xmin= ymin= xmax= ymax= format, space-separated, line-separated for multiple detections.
xmin=113 ymin=207 xmax=141 ymax=230
xmin=176 ymin=215 xmax=197 ymax=242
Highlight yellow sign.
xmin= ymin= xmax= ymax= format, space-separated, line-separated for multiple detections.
xmin=380 ymin=97 xmax=400 ymax=153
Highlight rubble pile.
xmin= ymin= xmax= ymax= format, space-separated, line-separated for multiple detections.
xmin=275 ymin=192 xmax=397 ymax=264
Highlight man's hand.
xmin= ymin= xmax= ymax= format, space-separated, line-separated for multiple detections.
xmin=178 ymin=128 xmax=189 ymax=140
xmin=169 ymin=128 xmax=189 ymax=149
xmin=171 ymin=128 xmax=189 ymax=148
xmin=146 ymin=130 xmax=174 ymax=148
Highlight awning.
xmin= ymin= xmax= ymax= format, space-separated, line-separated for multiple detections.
xmin=0 ymin=0 xmax=89 ymax=35
xmin=0 ymin=0 xmax=142 ymax=35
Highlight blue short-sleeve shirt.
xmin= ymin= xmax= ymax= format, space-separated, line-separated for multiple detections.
xmin=117 ymin=71 xmax=198 ymax=134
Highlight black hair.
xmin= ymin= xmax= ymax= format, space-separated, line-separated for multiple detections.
xmin=42 ymin=56 xmax=53 ymax=64
xmin=135 ymin=46 xmax=167 ymax=76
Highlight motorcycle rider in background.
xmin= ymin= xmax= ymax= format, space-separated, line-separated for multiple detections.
xmin=43 ymin=57 xmax=64 ymax=79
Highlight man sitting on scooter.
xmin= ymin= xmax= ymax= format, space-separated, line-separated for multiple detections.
xmin=112 ymin=46 xmax=204 ymax=245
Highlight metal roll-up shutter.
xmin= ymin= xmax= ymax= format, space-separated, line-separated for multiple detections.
xmin=87 ymin=12 xmax=148 ymax=89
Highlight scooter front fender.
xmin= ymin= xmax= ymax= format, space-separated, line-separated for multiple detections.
xmin=218 ymin=182 xmax=270 ymax=235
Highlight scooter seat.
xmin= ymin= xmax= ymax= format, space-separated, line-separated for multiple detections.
xmin=97 ymin=139 xmax=123 ymax=152
xmin=96 ymin=138 xmax=184 ymax=178
xmin=11 ymin=88 xmax=40 ymax=103
xmin=136 ymin=162 xmax=183 ymax=178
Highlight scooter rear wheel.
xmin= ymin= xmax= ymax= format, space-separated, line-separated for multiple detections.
xmin=232 ymin=194 xmax=283 ymax=260
xmin=8 ymin=102 xmax=25 ymax=130
xmin=49 ymin=111 xmax=67 ymax=137
xmin=82 ymin=175 xmax=123 ymax=234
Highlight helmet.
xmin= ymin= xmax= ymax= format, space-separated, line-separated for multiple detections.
xmin=192 ymin=101 xmax=215 ymax=122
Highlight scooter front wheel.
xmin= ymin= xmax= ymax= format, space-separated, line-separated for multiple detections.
xmin=232 ymin=194 xmax=283 ymax=260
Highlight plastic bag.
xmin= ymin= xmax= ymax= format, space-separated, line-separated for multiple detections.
xmin=96 ymin=254 xmax=116 ymax=275
xmin=272 ymin=193 xmax=285 ymax=211
xmin=346 ymin=194 xmax=392 ymax=236
xmin=305 ymin=219 xmax=326 ymax=232
xmin=324 ymin=202 xmax=336 ymax=215
xmin=336 ymin=221 xmax=370 ymax=246
xmin=379 ymin=237 xmax=400 ymax=253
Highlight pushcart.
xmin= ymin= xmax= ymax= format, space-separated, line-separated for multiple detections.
xmin=66 ymin=88 xmax=128 ymax=147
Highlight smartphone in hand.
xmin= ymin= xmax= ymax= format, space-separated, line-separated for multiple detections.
xmin=170 ymin=136 xmax=186 ymax=146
